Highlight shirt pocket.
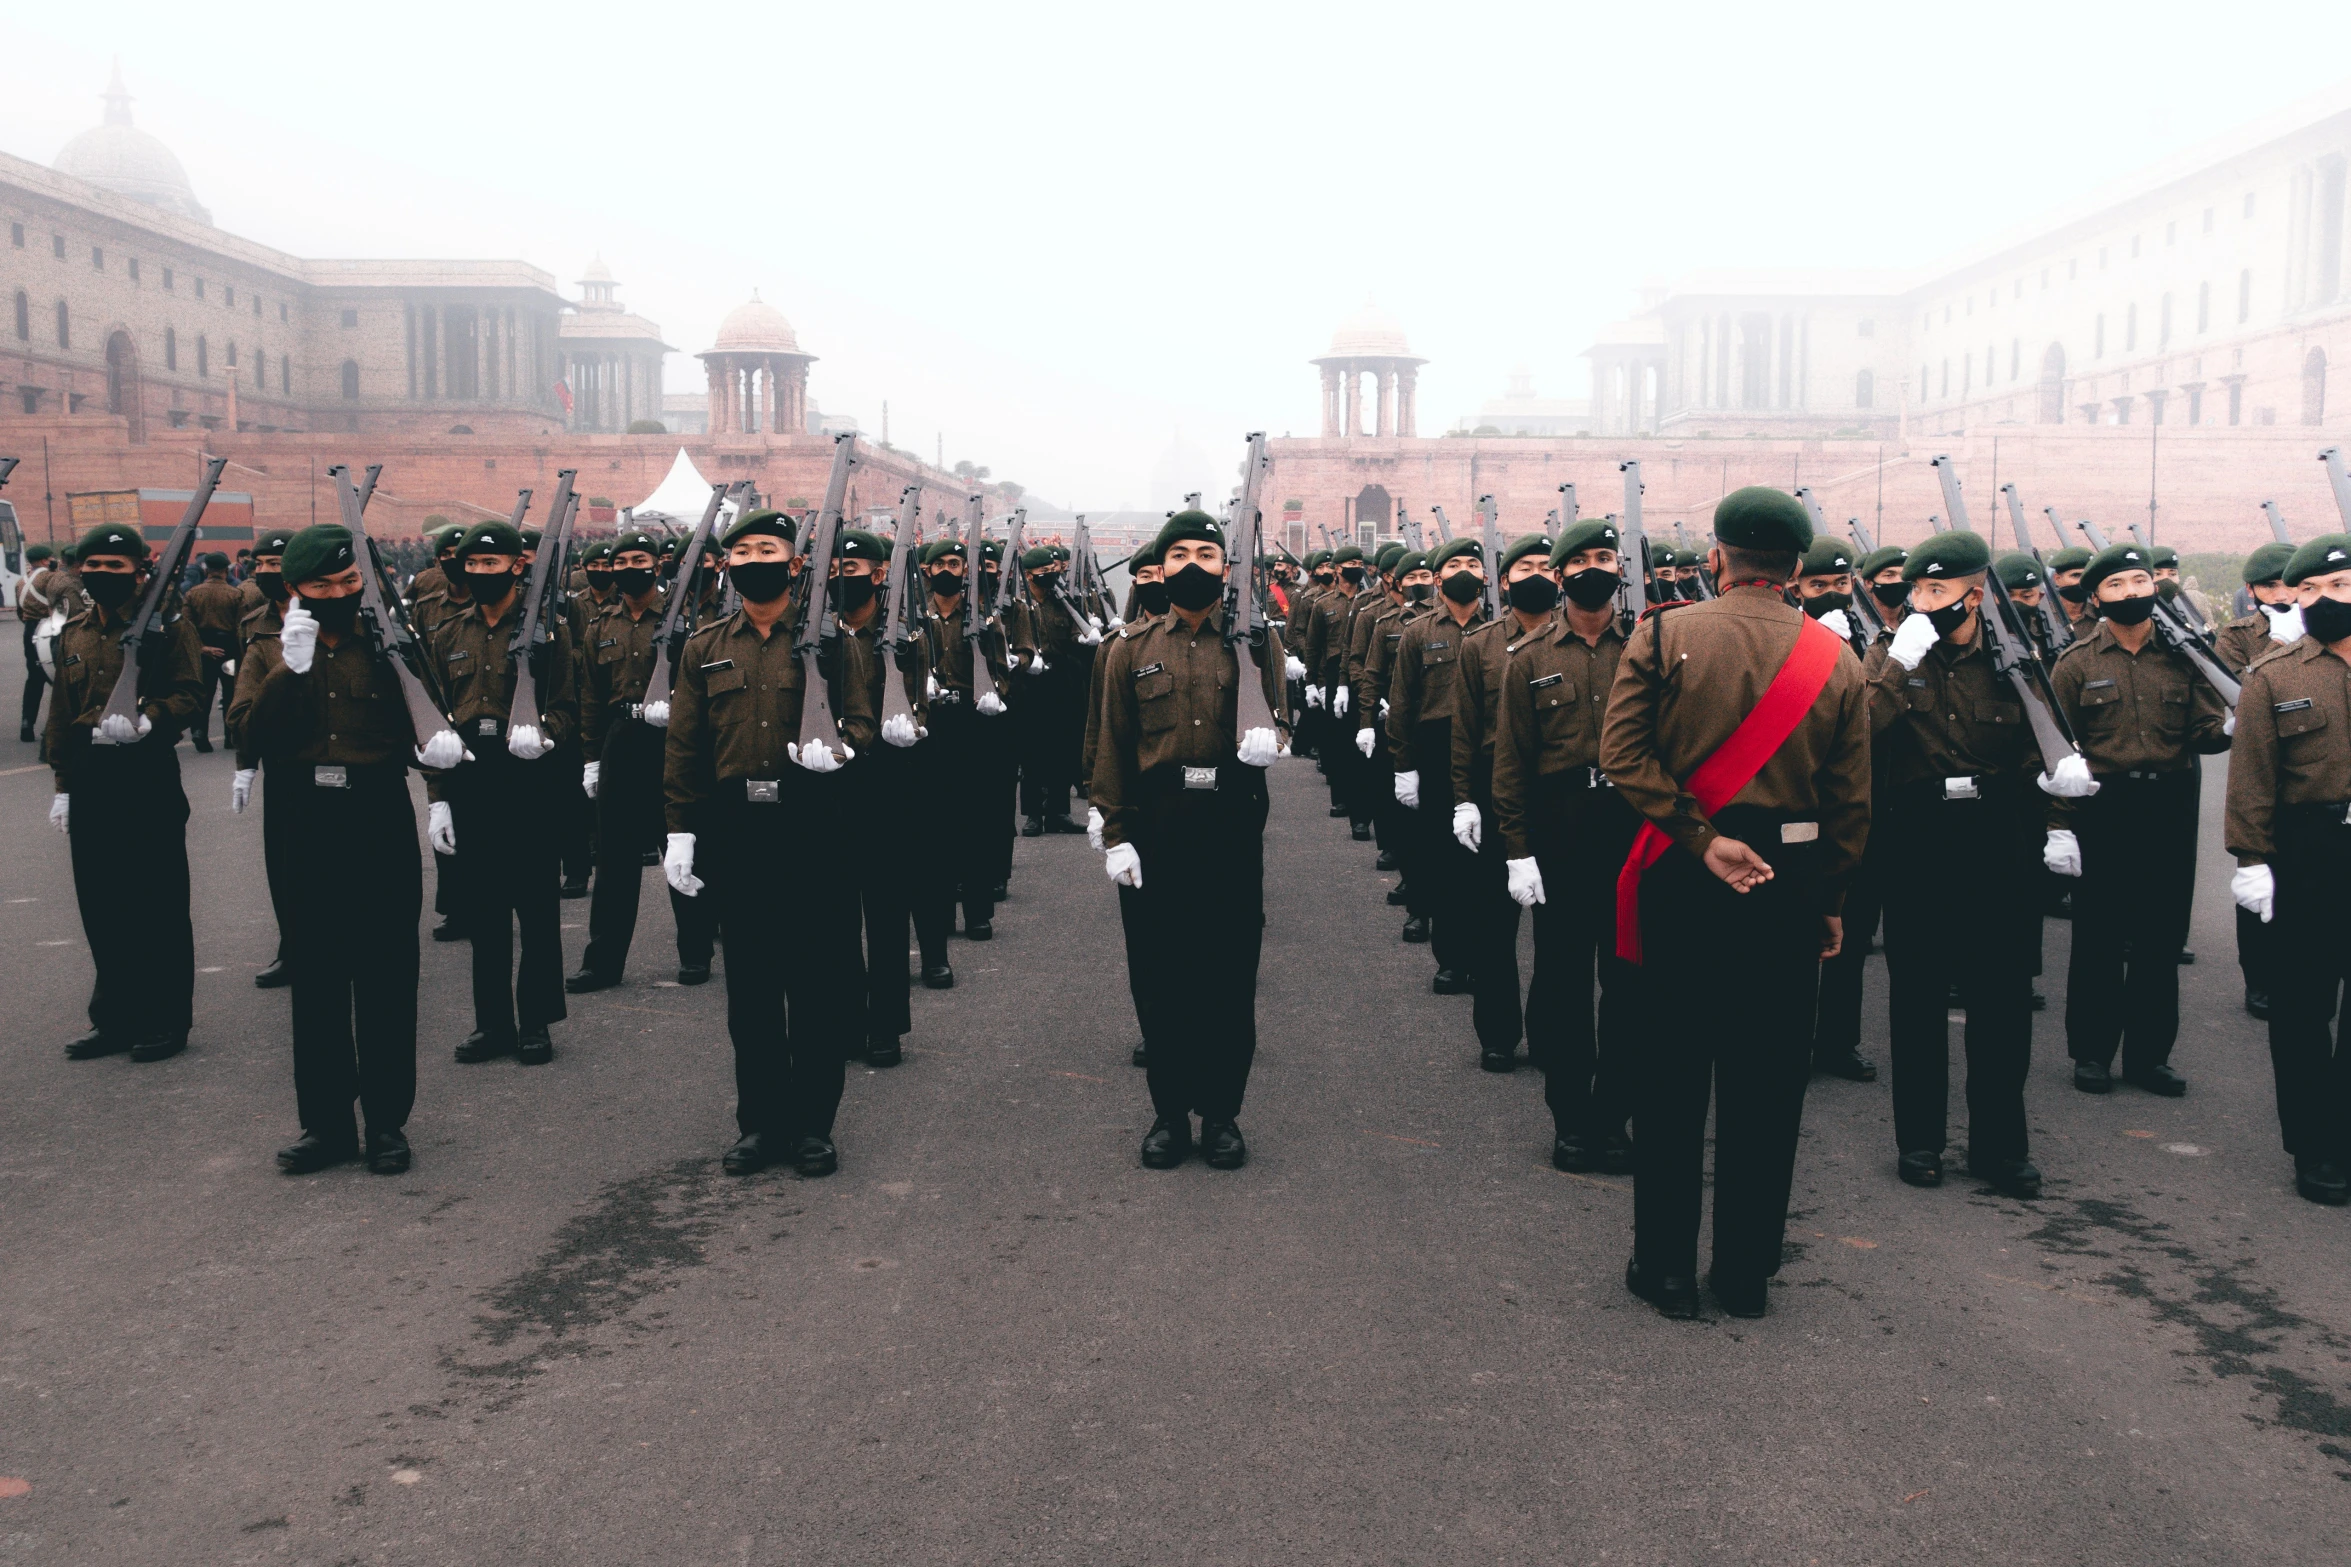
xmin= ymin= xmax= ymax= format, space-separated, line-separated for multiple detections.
xmin=704 ymin=665 xmax=751 ymax=724
xmin=2076 ymin=679 xmax=2123 ymax=727
xmin=2153 ymin=685 xmax=2190 ymax=743
xmin=1136 ymin=669 xmax=1178 ymax=732
xmin=2277 ymin=701 xmax=2329 ymax=775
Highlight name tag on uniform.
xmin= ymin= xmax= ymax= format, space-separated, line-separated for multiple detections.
xmin=1905 ymin=677 xmax=1926 ymax=688
xmin=313 ymin=765 xmax=349 ymax=789
xmin=1943 ymin=776 xmax=1980 ymax=800
xmin=61 ymin=652 xmax=80 ymax=665
xmin=702 ymin=659 xmax=735 ymax=673
xmin=1386 ymin=632 xmax=1402 ymax=643
xmin=2086 ymin=678 xmax=2117 ymax=690
xmin=2276 ymin=698 xmax=2314 ymax=713
xmin=745 ymin=778 xmax=780 ymax=803
xmin=1136 ymin=662 xmax=1164 ymax=679
xmin=598 ymin=637 xmax=617 ymax=650
xmin=1529 ymin=672 xmax=1564 ymax=690
xmin=1779 ymin=821 xmax=1818 ymax=843
xmin=448 ymin=650 xmax=470 ymax=663
xmin=1182 ymin=766 xmax=1218 ymax=790
xmin=1427 ymin=640 xmax=1449 ymax=652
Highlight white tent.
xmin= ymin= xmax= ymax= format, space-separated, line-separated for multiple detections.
xmin=629 ymin=448 xmax=718 ymax=526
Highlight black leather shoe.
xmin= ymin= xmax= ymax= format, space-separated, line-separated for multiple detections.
xmin=1432 ymin=967 xmax=1472 ymax=995
xmin=866 ymin=1038 xmax=902 ymax=1068
xmin=721 ymin=1132 xmax=771 ymax=1175
xmin=191 ymin=735 xmax=214 ymax=754
xmin=922 ymin=962 xmax=955 ymax=989
xmin=516 ymin=1027 xmax=554 ymax=1066
xmin=565 ymin=967 xmax=620 ymax=994
xmin=455 ymin=1030 xmax=516 ymax=1064
xmin=676 ymin=962 xmax=712 ymax=985
xmin=560 ymin=876 xmax=590 ymax=900
xmin=1814 ymin=1046 xmax=1877 ymax=1082
xmin=1386 ymin=884 xmax=1409 ymax=906
xmin=365 ymin=1129 xmax=412 ymax=1175
xmin=64 ymin=1029 xmax=130 ymax=1060
xmin=2123 ymin=1062 xmax=2188 ymax=1097
xmin=1141 ymin=1116 xmax=1192 ymax=1168
xmin=964 ymin=921 xmax=993 ymax=941
xmin=1350 ymin=821 xmax=1372 ymax=841
xmin=2176 ymin=948 xmax=2196 ymax=965
xmin=431 ymin=918 xmax=468 ymax=943
xmin=1707 ymin=1270 xmax=1769 ymax=1319
xmin=1597 ymin=1131 xmax=1635 ymax=1175
xmin=1327 ymin=803 xmax=1349 ymax=818
xmin=1625 ymin=1257 xmax=1701 ymax=1319
xmin=18 ymin=722 xmax=33 ymax=743
xmin=1375 ymin=850 xmax=1398 ymax=872
xmin=1552 ymin=1133 xmax=1596 ymax=1173
xmin=2295 ymin=1157 xmax=2350 ymax=1205
xmin=1480 ymin=1046 xmax=1516 ymax=1073
xmin=2247 ymin=989 xmax=2272 ymax=1019
xmin=991 ymin=882 xmax=1009 ymax=903
xmin=254 ymin=958 xmax=291 ymax=989
xmin=1969 ymin=1155 xmax=2042 ymax=1199
xmin=2072 ymin=1060 xmax=2113 ymax=1094
xmin=2030 ymin=990 xmax=2047 ymax=1011
xmin=1021 ymin=815 xmax=1046 ymax=837
xmin=1130 ymin=1043 xmax=1149 ymax=1068
xmin=129 ymin=1032 xmax=186 ymax=1063
xmin=277 ymin=1130 xmax=357 ymax=1174
xmin=794 ymin=1134 xmax=839 ymax=1177
xmin=1046 ymin=813 xmax=1081 ymax=835
xmin=1897 ymin=1149 xmax=1944 ymax=1187
xmin=1401 ymin=916 xmax=1430 ymax=943
xmin=1200 ymin=1120 xmax=1247 ymax=1169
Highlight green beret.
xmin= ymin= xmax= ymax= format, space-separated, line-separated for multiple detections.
xmin=839 ymin=529 xmax=889 ymax=563
xmin=2284 ymin=534 xmax=2351 ymax=586
xmin=1713 ymin=487 xmax=1812 ymax=553
xmin=980 ymin=540 xmax=1004 ymax=564
xmin=1855 ymin=546 xmax=1907 ymax=580
xmin=720 ymin=508 xmax=797 ymax=550
xmin=580 ymin=540 xmax=614 ymax=565
xmin=1374 ymin=542 xmax=1407 ymax=573
xmin=1331 ymin=544 xmax=1365 ymax=565
xmin=1502 ymin=533 xmax=1555 ymax=572
xmin=25 ymin=544 xmax=52 ymax=563
xmin=1306 ymin=550 xmax=1332 ymax=570
xmin=1901 ymin=529 xmax=1993 ymax=582
xmin=1550 ymin=519 xmax=1622 ymax=565
xmin=1131 ymin=542 xmax=1162 ymax=571
xmin=77 ymin=524 xmax=148 ymax=563
xmin=2243 ymin=541 xmax=2296 ymax=585
xmin=1993 ymin=551 xmax=2045 ymax=592
xmin=612 ymin=529 xmax=662 ymax=557
xmin=920 ymin=538 xmax=967 ymax=566
xmin=427 ymin=524 xmax=465 ymax=551
xmin=2151 ymin=546 xmax=2180 ymax=569
xmin=1394 ymin=551 xmax=1430 ymax=576
xmin=1049 ymin=545 xmax=1070 ymax=562
xmin=1020 ymin=545 xmax=1057 ymax=571
xmin=2046 ymin=546 xmax=2092 ymax=573
xmin=518 ymin=527 xmax=544 ymax=550
xmin=1429 ymin=537 xmax=1483 ymax=569
xmin=659 ymin=535 xmax=684 ymax=557
xmin=254 ymin=528 xmax=298 ymax=558
xmin=200 ymin=551 xmax=230 ymax=572
xmin=455 ymin=521 xmax=526 ymax=559
xmin=282 ymin=524 xmax=357 ymax=585
xmin=2079 ymin=541 xmax=2155 ymax=597
xmin=1152 ymin=509 xmax=1224 ymax=559
xmin=1799 ymin=538 xmax=1856 ymax=578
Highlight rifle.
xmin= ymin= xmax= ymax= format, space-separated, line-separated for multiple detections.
xmin=1223 ymin=432 xmax=1279 ymax=750
xmin=993 ymin=509 xmax=1028 ymax=622
xmin=1403 ymin=507 xmax=1426 ymax=554
xmin=95 ymin=455 xmax=226 ymax=738
xmin=1317 ymin=523 xmax=1334 ymax=553
xmin=960 ymin=494 xmax=1002 ymax=712
xmin=326 ymin=464 xmax=462 ymax=752
xmin=2074 ymin=518 xmax=2240 ymax=706
xmin=1431 ymin=506 xmax=1454 ymax=543
xmin=1679 ymin=518 xmax=1716 ymax=601
xmin=1999 ymin=483 xmax=2074 ymax=654
xmin=1616 ymin=460 xmax=1650 ymax=629
xmin=789 ymin=431 xmax=858 ymax=765
xmin=1929 ymin=456 xmax=2085 ymax=775
xmin=2262 ymin=500 xmax=2294 ymax=545
xmin=1799 ymin=486 xmax=1883 ymax=639
xmin=1476 ymin=494 xmax=1502 ymax=618
xmin=640 ymin=481 xmax=732 ymax=717
xmin=2322 ymin=447 xmax=2351 ymax=528
xmin=877 ymin=485 xmax=924 ymax=738
xmin=504 ymin=468 xmax=575 ymax=743
xmin=1558 ymin=482 xmax=1578 ymax=526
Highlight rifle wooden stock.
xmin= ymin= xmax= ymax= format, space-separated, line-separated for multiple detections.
xmin=505 ymin=470 xmax=573 ymax=739
xmin=792 ymin=433 xmax=858 ymax=764
xmin=1223 ymin=432 xmax=1278 ymax=743
xmin=1931 ymin=455 xmax=2081 ymax=776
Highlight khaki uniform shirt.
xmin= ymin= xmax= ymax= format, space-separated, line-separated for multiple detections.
xmin=662 ymin=608 xmax=874 ymax=833
xmin=1084 ymin=613 xmax=1158 ymax=793
xmin=241 ymin=632 xmax=418 ymax=769
xmin=182 ymin=579 xmax=245 ymax=658
xmin=1449 ymin=613 xmax=1550 ymax=809
xmin=2215 ymin=612 xmax=2283 ymax=677
xmin=44 ymin=603 xmax=204 ymax=791
xmin=2047 ymin=621 xmax=2230 ymax=823
xmin=227 ymin=602 xmax=286 ymax=765
xmin=916 ymin=600 xmax=1011 ymax=706
xmin=2224 ymin=636 xmax=2351 ymax=865
xmin=1089 ymin=606 xmax=1290 ymax=850
xmin=1490 ymin=614 xmax=1628 ymax=859
xmin=1385 ymin=603 xmax=1490 ymax=774
xmin=409 ymin=564 xmax=447 ymax=605
xmin=1356 ymin=601 xmax=1426 ymax=735
xmin=1310 ymin=585 xmax=1376 ymax=685
xmin=423 ymin=596 xmax=577 ymax=801
xmin=20 ymin=566 xmax=82 ymax=623
xmin=580 ymin=593 xmax=666 ymax=762
xmin=1862 ymin=623 xmax=2030 ymax=790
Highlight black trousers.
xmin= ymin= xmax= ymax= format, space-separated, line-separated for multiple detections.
xmin=260 ymin=758 xmax=299 ymax=964
xmin=1411 ymin=718 xmax=1467 ymax=970
xmin=191 ymin=655 xmax=228 ymax=743
xmin=707 ymin=781 xmax=862 ymax=1138
xmin=1631 ymin=806 xmax=1819 ymax=1281
xmin=69 ymin=744 xmax=195 ymax=1041
xmin=1881 ymin=792 xmax=2038 ymax=1163
xmin=1127 ymin=765 xmax=1268 ymax=1123
xmin=858 ymin=748 xmax=917 ymax=1045
xmin=911 ymin=704 xmax=1001 ymax=955
xmin=1463 ymin=820 xmax=1526 ymax=1052
xmin=557 ymin=741 xmax=594 ymax=886
xmin=1813 ymin=844 xmax=1884 ymax=1056
xmin=449 ymin=753 xmax=567 ymax=1037
xmin=279 ymin=767 xmax=419 ymax=1139
xmin=21 ymin=621 xmax=47 ymax=730
xmin=2065 ymin=771 xmax=2198 ymax=1070
xmin=984 ymin=708 xmax=1018 ymax=891
xmin=582 ymin=722 xmax=716 ymax=978
xmin=2265 ymin=808 xmax=2351 ymax=1160
xmin=1529 ymin=781 xmax=1642 ymax=1139
xmin=1323 ymin=679 xmax=1355 ymax=815
xmin=1017 ymin=671 xmax=1084 ymax=820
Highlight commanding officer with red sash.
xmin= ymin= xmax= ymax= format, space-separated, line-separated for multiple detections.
xmin=1600 ymin=489 xmax=1870 ymax=1320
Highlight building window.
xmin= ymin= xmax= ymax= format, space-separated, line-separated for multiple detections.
xmin=2125 ymin=303 xmax=2137 ymax=351
xmin=52 ymin=234 xmax=65 ymax=259
xmin=2010 ymin=339 xmax=2020 ymax=379
xmin=11 ymin=290 xmax=26 ymax=341
xmin=280 ymin=354 xmax=291 ymax=394
xmin=127 ymin=257 xmax=139 ymax=283
xmin=224 ymin=287 xmax=234 ymax=309
xmin=2239 ymin=269 xmax=2252 ymax=323
xmin=8 ymin=222 xmax=21 ymax=247
xmin=54 ymin=299 xmax=68 ymax=349
xmin=253 ymin=348 xmax=264 ymax=390
xmin=2198 ymin=282 xmax=2211 ymax=332
xmin=90 ymin=245 xmax=102 ymax=270
xmin=226 ymin=341 xmax=237 ymax=368
xmin=1855 ymin=368 xmax=1874 ymax=408
xmin=195 ymin=278 xmax=205 ymax=300
xmin=2306 ymin=348 xmax=2328 ymax=426
xmin=340 ymin=359 xmax=360 ymax=399
xmin=1939 ymin=359 xmax=1949 ymax=397
xmin=165 ymin=327 xmax=177 ymax=370
xmin=162 ymin=267 xmax=173 ymax=291
xmin=18 ymin=388 xmax=35 ymax=415
xmin=2244 ymin=192 xmax=2257 ymax=218
xmin=340 ymin=308 xmax=359 ymax=328
xmin=2187 ymin=385 xmax=2203 ymax=424
xmin=1985 ymin=346 xmax=1994 ymax=384
xmin=197 ymin=334 xmax=208 ymax=377
xmin=2094 ymin=314 xmax=2105 ymax=356
xmin=2229 ymin=381 xmax=2244 ymax=424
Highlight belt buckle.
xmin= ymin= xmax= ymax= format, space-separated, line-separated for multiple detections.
xmin=745 ymin=778 xmax=779 ymax=804
xmin=313 ymin=764 xmax=348 ymax=789
xmin=1182 ymin=766 xmax=1219 ymax=791
xmin=1779 ymin=820 xmax=1819 ymax=844
xmin=1591 ymin=767 xmax=1610 ymax=789
xmin=476 ymin=716 xmax=502 ymax=738
xmin=1943 ymin=775 xmax=1980 ymax=801
xmin=625 ymin=702 xmax=644 ymax=722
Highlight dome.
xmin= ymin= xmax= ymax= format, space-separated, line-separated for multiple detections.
xmin=706 ymin=290 xmax=804 ymax=355
xmin=52 ymin=62 xmax=210 ymax=225
xmin=1327 ymin=300 xmax=1412 ymax=359
xmin=580 ymin=254 xmax=614 ymax=285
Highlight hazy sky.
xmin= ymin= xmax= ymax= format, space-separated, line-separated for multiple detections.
xmin=7 ymin=3 xmax=2345 ymax=508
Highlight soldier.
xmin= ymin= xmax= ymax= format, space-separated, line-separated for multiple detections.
xmin=1994 ymin=552 xmax=2058 ymax=665
xmin=1793 ymin=537 xmax=1881 ymax=1083
xmin=1355 ymin=549 xmax=1429 ymax=896
xmin=240 ymin=524 xmax=423 ymax=1175
xmin=1336 ymin=544 xmax=1407 ymax=844
xmin=17 ymin=542 xmax=61 ymax=742
xmin=1009 ymin=543 xmax=1098 ymax=836
xmin=2226 ymin=532 xmax=2351 ymax=1205
xmin=661 ymin=507 xmax=874 ymax=1177
xmin=1386 ymin=537 xmax=1490 ymax=993
xmin=181 ymin=552 xmax=244 ymax=753
xmin=405 ymin=523 xmax=460 ymax=607
xmin=1601 ymin=490 xmax=1867 ymax=1319
xmin=423 ymin=520 xmax=578 ymax=1066
xmin=1449 ymin=532 xmax=1556 ymax=1072
xmin=2043 ymin=542 xmax=2231 ymax=1099
xmin=2216 ymin=541 xmax=2300 ymax=1018
xmin=1086 ymin=544 xmax=1163 ymax=1069
xmin=1093 ymin=511 xmax=1288 ymax=1170
xmin=1858 ymin=544 xmax=1911 ymax=632
xmin=44 ymin=522 xmax=203 ymax=1062
xmin=910 ymin=536 xmax=1012 ymax=974
xmin=1310 ymin=544 xmax=1373 ymax=825
xmin=1793 ymin=538 xmax=1862 ymax=649
xmin=2047 ymin=545 xmax=2095 ymax=642
xmin=568 ymin=529 xmax=717 ymax=992
xmin=227 ymin=531 xmax=302 ymax=988
xmin=827 ymin=528 xmax=904 ymax=1065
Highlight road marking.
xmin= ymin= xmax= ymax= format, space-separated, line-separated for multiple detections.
xmin=1545 ymin=1167 xmax=1628 ymax=1192
xmin=1839 ymin=1237 xmax=1879 ymax=1250
xmin=0 ymin=764 xmax=46 ymax=778
xmin=1051 ymin=1071 xmax=1106 ymax=1083
xmin=1368 ymin=1130 xmax=1441 ymax=1148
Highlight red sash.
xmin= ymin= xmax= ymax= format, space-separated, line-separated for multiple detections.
xmin=1613 ymin=615 xmax=1843 ymax=963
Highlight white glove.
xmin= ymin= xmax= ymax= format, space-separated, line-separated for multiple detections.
xmin=1284 ymin=655 xmax=1307 ymax=681
xmin=279 ymin=600 xmax=319 ymax=674
xmin=665 ymin=831 xmax=703 ymax=897
xmin=1395 ymin=769 xmax=1421 ymax=810
xmin=2043 ymin=828 xmax=2082 ymax=877
xmin=1354 ymin=727 xmax=1376 ymax=758
xmin=415 ymin=728 xmax=468 ymax=770
xmin=1086 ymin=806 xmax=1105 ymax=851
xmin=506 ymin=723 xmax=549 ymax=761
xmin=790 ymin=739 xmax=851 ymax=773
xmin=582 ymin=760 xmax=600 ymax=799
xmin=976 ymin=690 xmax=1006 ymax=716
xmin=1379 ymin=698 xmax=1390 ymax=720
xmin=1452 ymin=800 xmax=1481 ymax=851
xmin=1506 ymin=856 xmax=1546 ymax=907
xmin=1076 ymin=622 xmax=1102 ymax=646
xmin=428 ymin=800 xmax=456 ymax=855
xmin=882 ymin=712 xmax=922 ymax=748
xmin=2224 ymin=714 xmax=2236 ymax=737
xmin=232 ymin=768 xmax=256 ymax=814
xmin=641 ymin=699 xmax=671 ymax=729
xmin=2231 ymin=863 xmax=2275 ymax=924
xmin=48 ymin=793 xmax=68 ymax=834
xmin=1237 ymin=725 xmax=1279 ymax=767
xmin=2265 ymin=603 xmax=2305 ymax=644
xmin=1332 ymin=685 xmax=1351 ymax=717
xmin=222 ymin=658 xmax=237 ymax=677
xmin=95 ymin=712 xmax=152 ymax=745
xmin=1024 ymin=655 xmax=1051 ymax=676
xmin=1887 ymin=609 xmax=1939 ymax=671
xmin=1305 ymin=684 xmax=1324 ymax=709
xmin=926 ymin=674 xmax=941 ymax=699
xmin=2036 ymin=753 xmax=2102 ymax=799
xmin=1104 ymin=841 xmax=1142 ymax=888
xmin=1816 ymin=607 xmax=1852 ymax=643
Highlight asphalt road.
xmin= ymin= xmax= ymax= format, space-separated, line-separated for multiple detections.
xmin=4 ymin=657 xmax=2350 ymax=1564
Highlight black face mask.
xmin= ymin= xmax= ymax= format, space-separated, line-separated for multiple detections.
xmin=615 ymin=567 xmax=657 ymax=599
xmin=83 ymin=571 xmax=139 ymax=610
xmin=2304 ymin=594 xmax=2351 ymax=644
xmin=1339 ymin=564 xmax=1365 ymax=586
xmin=2155 ymin=579 xmax=2180 ymax=601
xmin=465 ymin=567 xmax=519 ymax=602
xmin=2099 ymin=592 xmax=2157 ymax=626
xmin=585 ymin=569 xmax=614 ymax=593
xmin=729 ymin=560 xmax=792 ymax=604
xmin=660 ymin=557 xmax=680 ymax=581
xmin=979 ymin=571 xmax=1000 ymax=598
xmin=1926 ymin=595 xmax=1975 ymax=638
xmin=831 ymin=575 xmax=876 ymax=614
xmin=927 ymin=570 xmax=965 ymax=600
xmin=1134 ymin=580 xmax=1171 ymax=616
xmin=1561 ymin=567 xmax=1620 ymax=610
xmin=1440 ymin=571 xmax=1483 ymax=606
xmin=1508 ymin=574 xmax=1560 ymax=614
xmin=2057 ymin=580 xmax=2091 ymax=603
xmin=1404 ymin=583 xmax=1433 ymax=603
xmin=1871 ymin=579 xmax=1910 ymax=608
xmin=1651 ymin=578 xmax=1681 ymax=603
xmin=252 ymin=569 xmax=287 ymax=603
xmin=1165 ymin=563 xmax=1223 ymax=612
xmin=1804 ymin=591 xmax=1852 ymax=617
xmin=1313 ymin=574 xmax=1335 ymax=589
xmin=301 ymin=592 xmax=362 ymax=634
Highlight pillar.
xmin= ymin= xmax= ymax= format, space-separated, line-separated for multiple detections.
xmin=1397 ymin=366 xmax=1417 ymax=437
xmin=1343 ymin=367 xmax=1360 ymax=437
xmin=1376 ymin=368 xmax=1394 ymax=436
xmin=1320 ymin=366 xmax=1340 ymax=437
xmin=706 ymin=363 xmax=723 ymax=433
